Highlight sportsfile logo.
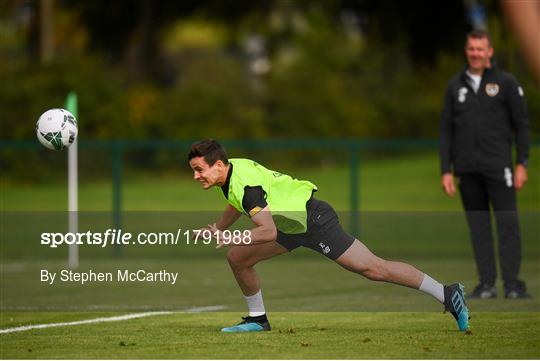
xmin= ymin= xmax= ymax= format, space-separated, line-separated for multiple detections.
xmin=41 ymin=229 xmax=153 ymax=248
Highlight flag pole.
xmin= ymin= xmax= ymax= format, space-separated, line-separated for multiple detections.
xmin=65 ymin=91 xmax=79 ymax=269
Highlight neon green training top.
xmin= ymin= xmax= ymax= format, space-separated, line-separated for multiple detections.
xmin=219 ymin=158 xmax=317 ymax=234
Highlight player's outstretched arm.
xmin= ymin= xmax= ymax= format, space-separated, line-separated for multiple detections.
xmin=211 ymin=206 xmax=277 ymax=247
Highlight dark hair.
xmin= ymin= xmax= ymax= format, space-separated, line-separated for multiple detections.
xmin=188 ymin=139 xmax=228 ymax=166
xmin=467 ymin=29 xmax=492 ymax=47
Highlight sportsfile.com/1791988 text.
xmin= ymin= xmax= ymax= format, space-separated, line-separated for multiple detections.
xmin=40 ymin=229 xmax=252 ymax=248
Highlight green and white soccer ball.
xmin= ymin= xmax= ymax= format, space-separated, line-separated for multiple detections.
xmin=36 ymin=108 xmax=78 ymax=150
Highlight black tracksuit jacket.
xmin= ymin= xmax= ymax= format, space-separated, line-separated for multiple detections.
xmin=439 ymin=65 xmax=530 ymax=175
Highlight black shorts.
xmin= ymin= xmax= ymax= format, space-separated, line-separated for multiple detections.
xmin=276 ymin=197 xmax=356 ymax=260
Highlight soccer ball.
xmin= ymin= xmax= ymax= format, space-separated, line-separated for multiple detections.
xmin=36 ymin=108 xmax=78 ymax=150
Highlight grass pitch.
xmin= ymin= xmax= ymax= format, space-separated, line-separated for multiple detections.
xmin=1 ymin=312 xmax=539 ymax=359
xmin=1 ymin=254 xmax=539 ymax=359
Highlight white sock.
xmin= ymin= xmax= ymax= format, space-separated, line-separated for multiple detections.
xmin=419 ymin=274 xmax=445 ymax=303
xmin=245 ymin=290 xmax=266 ymax=317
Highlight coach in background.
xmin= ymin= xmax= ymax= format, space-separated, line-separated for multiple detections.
xmin=439 ymin=29 xmax=531 ymax=299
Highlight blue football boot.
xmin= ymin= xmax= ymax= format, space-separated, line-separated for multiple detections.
xmin=221 ymin=316 xmax=271 ymax=333
xmin=444 ymin=283 xmax=470 ymax=331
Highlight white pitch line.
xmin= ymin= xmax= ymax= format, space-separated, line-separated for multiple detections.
xmin=0 ymin=311 xmax=172 ymax=334
xmin=184 ymin=305 xmax=227 ymax=313
xmin=0 ymin=305 xmax=226 ymax=334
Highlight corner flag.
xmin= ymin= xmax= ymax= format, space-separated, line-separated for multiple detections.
xmin=65 ymin=91 xmax=79 ymax=269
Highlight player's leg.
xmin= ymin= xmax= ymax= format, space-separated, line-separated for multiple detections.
xmin=306 ymin=198 xmax=468 ymax=331
xmin=222 ymin=241 xmax=288 ymax=332
xmin=307 ymin=198 xmax=436 ymax=290
xmin=335 ymin=239 xmax=423 ymax=288
xmin=335 ymin=238 xmax=469 ymax=331
xmin=227 ymin=241 xmax=288 ymax=296
xmin=458 ymin=172 xmax=497 ymax=298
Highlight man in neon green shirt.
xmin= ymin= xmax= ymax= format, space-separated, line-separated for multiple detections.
xmin=188 ymin=139 xmax=469 ymax=333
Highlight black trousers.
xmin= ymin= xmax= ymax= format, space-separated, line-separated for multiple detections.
xmin=457 ymin=169 xmax=522 ymax=289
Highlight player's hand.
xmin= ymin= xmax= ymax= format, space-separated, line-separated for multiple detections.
xmin=208 ymin=224 xmax=231 ymax=249
xmin=441 ymin=173 xmax=456 ymax=197
xmin=192 ymin=224 xmax=214 ymax=241
xmin=514 ymin=164 xmax=528 ymax=190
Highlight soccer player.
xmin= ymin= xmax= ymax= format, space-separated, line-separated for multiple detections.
xmin=188 ymin=139 xmax=469 ymax=332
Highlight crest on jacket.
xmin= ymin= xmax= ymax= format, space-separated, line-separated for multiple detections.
xmin=485 ymin=83 xmax=499 ymax=97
